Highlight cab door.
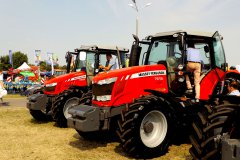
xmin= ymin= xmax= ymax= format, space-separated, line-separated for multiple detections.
xmin=199 ymin=32 xmax=226 ymax=100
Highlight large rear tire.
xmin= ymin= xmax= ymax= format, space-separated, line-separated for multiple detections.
xmin=117 ymin=95 xmax=176 ymax=158
xmin=51 ymin=89 xmax=83 ymax=128
xmin=189 ymin=104 xmax=237 ymax=160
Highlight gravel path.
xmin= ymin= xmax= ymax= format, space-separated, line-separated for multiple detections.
xmin=1 ymin=97 xmax=27 ymax=107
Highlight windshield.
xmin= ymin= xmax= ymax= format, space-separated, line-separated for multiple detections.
xmin=147 ymin=40 xmax=181 ymax=66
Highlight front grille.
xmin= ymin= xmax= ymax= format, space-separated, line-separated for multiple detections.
xmin=92 ymin=82 xmax=114 ymax=97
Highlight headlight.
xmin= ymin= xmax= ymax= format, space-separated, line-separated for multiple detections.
xmin=97 ymin=77 xmax=117 ymax=85
xmin=178 ymin=64 xmax=184 ymax=70
xmin=178 ymin=76 xmax=185 ymax=82
xmin=46 ymin=82 xmax=57 ymax=87
xmin=96 ymin=95 xmax=111 ymax=101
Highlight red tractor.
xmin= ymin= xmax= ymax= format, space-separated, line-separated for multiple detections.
xmin=27 ymin=45 xmax=128 ymax=127
xmin=68 ymin=30 xmax=239 ymax=158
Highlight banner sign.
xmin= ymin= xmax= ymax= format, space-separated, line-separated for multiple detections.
xmin=9 ymin=50 xmax=13 ymax=66
xmin=34 ymin=50 xmax=41 ymax=66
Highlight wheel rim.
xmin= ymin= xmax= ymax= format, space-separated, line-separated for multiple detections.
xmin=140 ymin=110 xmax=168 ymax=148
xmin=63 ymin=97 xmax=79 ymax=119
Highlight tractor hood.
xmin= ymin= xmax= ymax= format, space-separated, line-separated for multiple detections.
xmin=91 ymin=64 xmax=168 ymax=107
xmin=92 ymin=65 xmax=167 ymax=84
xmin=44 ymin=71 xmax=86 ymax=85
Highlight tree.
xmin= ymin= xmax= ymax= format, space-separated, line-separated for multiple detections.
xmin=39 ymin=61 xmax=51 ymax=71
xmin=12 ymin=51 xmax=28 ymax=68
xmin=0 ymin=56 xmax=11 ymax=70
xmin=0 ymin=51 xmax=28 ymax=70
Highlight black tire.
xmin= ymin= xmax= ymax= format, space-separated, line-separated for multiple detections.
xmin=29 ymin=109 xmax=50 ymax=121
xmin=76 ymin=130 xmax=109 ymax=141
xmin=28 ymin=91 xmax=51 ymax=121
xmin=51 ymin=89 xmax=83 ymax=128
xmin=74 ymin=90 xmax=106 ymax=140
xmin=78 ymin=90 xmax=92 ymax=105
xmin=117 ymin=95 xmax=176 ymax=158
xmin=189 ymin=104 xmax=236 ymax=160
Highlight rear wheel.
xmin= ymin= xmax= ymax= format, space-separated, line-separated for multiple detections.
xmin=51 ymin=89 xmax=83 ymax=127
xmin=117 ymin=95 xmax=175 ymax=158
xmin=189 ymin=104 xmax=236 ymax=160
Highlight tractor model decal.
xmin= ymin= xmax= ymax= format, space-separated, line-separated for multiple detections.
xmin=65 ymin=75 xmax=86 ymax=82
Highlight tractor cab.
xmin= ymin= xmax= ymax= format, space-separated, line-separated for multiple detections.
xmin=74 ymin=45 xmax=129 ymax=86
xmin=65 ymin=51 xmax=81 ymax=73
xmin=132 ymin=30 xmax=227 ymax=99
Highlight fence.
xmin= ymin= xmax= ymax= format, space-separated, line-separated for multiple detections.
xmin=3 ymin=81 xmax=38 ymax=94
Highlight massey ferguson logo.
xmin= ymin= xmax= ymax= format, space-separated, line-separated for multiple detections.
xmin=130 ymin=70 xmax=166 ymax=79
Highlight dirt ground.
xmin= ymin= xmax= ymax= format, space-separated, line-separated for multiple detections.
xmin=0 ymin=96 xmax=192 ymax=160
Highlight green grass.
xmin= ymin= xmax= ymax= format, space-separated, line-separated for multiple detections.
xmin=0 ymin=107 xmax=191 ymax=160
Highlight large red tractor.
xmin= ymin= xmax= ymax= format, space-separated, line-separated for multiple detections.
xmin=68 ymin=30 xmax=239 ymax=158
xmin=27 ymin=45 xmax=128 ymax=127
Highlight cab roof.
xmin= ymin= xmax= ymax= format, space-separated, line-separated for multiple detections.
xmin=152 ymin=30 xmax=217 ymax=38
xmin=77 ymin=45 xmax=129 ymax=53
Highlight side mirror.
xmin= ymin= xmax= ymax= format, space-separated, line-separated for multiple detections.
xmin=204 ymin=45 xmax=210 ymax=58
xmin=79 ymin=51 xmax=86 ymax=61
xmin=204 ymin=45 xmax=209 ymax=53
xmin=173 ymin=33 xmax=184 ymax=51
xmin=221 ymin=63 xmax=228 ymax=71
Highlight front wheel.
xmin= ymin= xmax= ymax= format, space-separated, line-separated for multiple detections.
xmin=140 ymin=110 xmax=168 ymax=148
xmin=117 ymin=95 xmax=175 ymax=158
xmin=52 ymin=89 xmax=83 ymax=128
xmin=29 ymin=109 xmax=50 ymax=121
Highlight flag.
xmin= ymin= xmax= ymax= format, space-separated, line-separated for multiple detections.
xmin=34 ymin=50 xmax=41 ymax=66
xmin=9 ymin=50 xmax=13 ymax=66
xmin=52 ymin=53 xmax=58 ymax=65
xmin=46 ymin=52 xmax=54 ymax=75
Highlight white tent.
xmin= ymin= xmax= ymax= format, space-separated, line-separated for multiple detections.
xmin=17 ymin=62 xmax=31 ymax=71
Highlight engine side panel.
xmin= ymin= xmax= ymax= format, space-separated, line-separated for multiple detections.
xmin=44 ymin=71 xmax=87 ymax=95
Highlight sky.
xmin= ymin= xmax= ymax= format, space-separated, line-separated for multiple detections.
xmin=0 ymin=0 xmax=240 ymax=66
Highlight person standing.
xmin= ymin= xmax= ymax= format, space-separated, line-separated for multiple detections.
xmin=0 ymin=70 xmax=3 ymax=82
xmin=0 ymin=70 xmax=7 ymax=102
xmin=185 ymin=42 xmax=201 ymax=102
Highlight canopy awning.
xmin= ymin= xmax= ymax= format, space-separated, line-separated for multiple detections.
xmin=17 ymin=62 xmax=31 ymax=71
xmin=20 ymin=71 xmax=35 ymax=77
